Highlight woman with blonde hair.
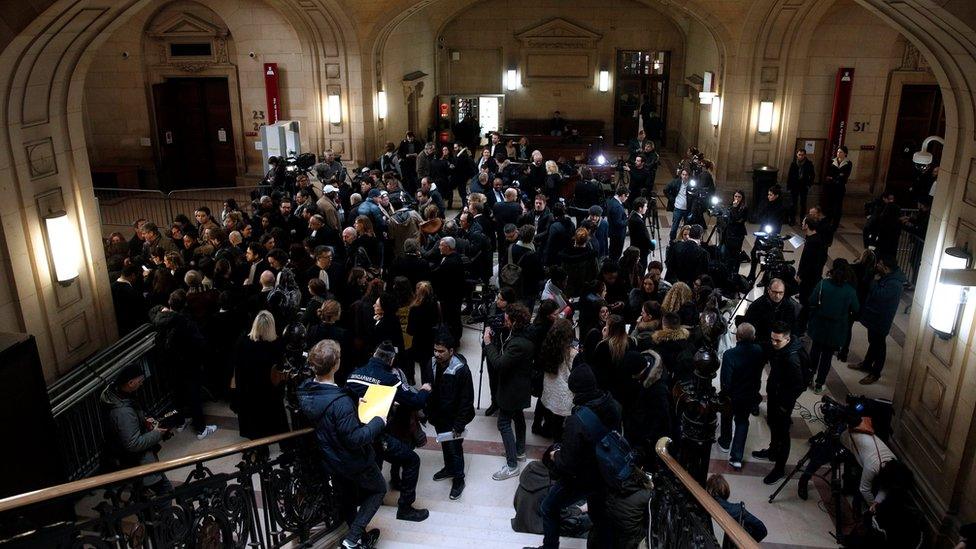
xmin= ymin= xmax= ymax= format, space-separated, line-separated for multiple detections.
xmin=544 ymin=160 xmax=563 ymax=199
xmin=591 ymin=314 xmax=636 ymax=394
xmin=232 ymin=311 xmax=287 ymax=440
xmin=661 ymin=281 xmax=696 ymax=325
xmin=407 ymin=281 xmax=440 ymax=384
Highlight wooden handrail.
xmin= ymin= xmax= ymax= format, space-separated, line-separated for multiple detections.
xmin=655 ymin=437 xmax=760 ymax=549
xmin=0 ymin=428 xmax=314 ymax=514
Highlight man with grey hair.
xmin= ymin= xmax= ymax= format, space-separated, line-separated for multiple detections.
xmin=297 ymin=340 xmax=385 ymax=549
xmin=433 ymin=236 xmax=465 ymax=342
xmin=717 ymin=321 xmax=765 ymax=469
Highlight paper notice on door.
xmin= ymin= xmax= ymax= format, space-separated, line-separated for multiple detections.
xmin=804 ymin=140 xmax=816 ymax=154
xmin=218 ymin=129 xmax=227 ymax=142
xmin=357 ymin=384 xmax=397 ymax=424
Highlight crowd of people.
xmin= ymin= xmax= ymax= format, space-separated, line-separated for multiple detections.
xmin=99 ymin=127 xmax=930 ymax=548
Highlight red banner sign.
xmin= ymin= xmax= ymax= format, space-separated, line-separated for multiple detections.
xmin=826 ymin=67 xmax=854 ymax=156
xmin=264 ymin=63 xmax=281 ymax=124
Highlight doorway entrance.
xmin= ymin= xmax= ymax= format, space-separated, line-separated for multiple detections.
xmin=614 ymin=51 xmax=670 ymax=145
xmin=884 ymin=84 xmax=945 ymax=201
xmin=152 ymin=77 xmax=236 ymax=190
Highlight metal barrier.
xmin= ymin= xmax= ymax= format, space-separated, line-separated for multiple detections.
xmin=46 ymin=324 xmax=168 ymax=482
xmin=896 ymin=230 xmax=925 ymax=288
xmin=93 ymin=186 xmax=263 ymax=237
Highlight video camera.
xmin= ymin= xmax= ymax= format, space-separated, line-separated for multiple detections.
xmin=819 ymin=393 xmax=893 ymax=439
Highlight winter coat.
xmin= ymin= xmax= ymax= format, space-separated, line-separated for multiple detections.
xmin=427 ymin=354 xmax=475 ymax=433
xmin=100 ymin=385 xmax=165 ymax=485
xmin=591 ymin=338 xmax=637 ymax=399
xmin=545 ymin=218 xmax=576 ymax=266
xmin=542 ymin=355 xmax=574 ymax=417
xmin=650 ymin=327 xmax=691 ymax=382
xmin=627 ymin=212 xmax=653 ymax=256
xmin=346 ymin=357 xmax=430 ymax=411
xmin=625 ymin=351 xmax=673 ymax=462
xmin=860 ymin=269 xmax=906 ymax=335
xmin=559 ymin=246 xmax=599 ymax=298
xmin=149 ymin=307 xmax=206 ymax=369
xmin=552 ymin=392 xmax=622 ymax=490
xmin=231 ymin=337 xmax=288 ymax=440
xmin=606 ymin=198 xmax=627 ymax=238
xmin=807 ymin=279 xmax=860 ymax=348
xmin=720 ymin=341 xmax=765 ymax=410
xmin=297 ymin=379 xmax=385 ymax=474
xmin=765 ymin=338 xmax=807 ymax=408
xmin=787 ymin=158 xmax=815 ymax=193
xmin=605 ymin=485 xmax=652 ymax=549
xmin=743 ymin=294 xmax=798 ymax=347
xmin=485 ymin=328 xmax=535 ymax=411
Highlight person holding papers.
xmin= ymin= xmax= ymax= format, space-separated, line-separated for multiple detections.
xmin=347 ymin=341 xmax=432 ymax=522
xmin=297 ymin=340 xmax=385 ymax=549
xmin=426 ymin=329 xmax=475 ymax=500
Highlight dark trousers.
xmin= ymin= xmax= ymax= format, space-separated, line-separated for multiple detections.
xmin=810 ymin=340 xmax=836 ymax=387
xmin=497 ymin=409 xmax=526 ymax=468
xmin=173 ymin=364 xmax=205 ymax=433
xmin=486 ymin=357 xmax=498 ymax=409
xmin=609 ymin=232 xmax=625 ymax=263
xmin=840 ymin=315 xmax=857 ymax=356
xmin=767 ymin=399 xmax=795 ymax=470
xmin=541 ymin=481 xmax=591 ymax=548
xmin=719 ymin=405 xmax=751 ymax=463
xmin=789 ymin=186 xmax=808 ymax=224
xmin=378 ymin=433 xmax=420 ymax=507
xmin=863 ymin=328 xmax=888 ymax=376
xmin=822 ymin=185 xmax=846 ymax=231
xmin=333 ymin=464 xmax=387 ymax=545
xmin=442 ymin=301 xmax=462 ymax=345
xmin=441 ymin=438 xmax=465 ymax=479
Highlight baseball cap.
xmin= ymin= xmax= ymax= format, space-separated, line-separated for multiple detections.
xmin=323 ymin=184 xmax=338 ymax=194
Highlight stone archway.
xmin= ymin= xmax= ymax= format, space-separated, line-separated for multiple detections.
xmin=0 ymin=0 xmax=360 ymax=379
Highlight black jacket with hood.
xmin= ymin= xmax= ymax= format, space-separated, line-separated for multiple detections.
xmin=297 ymin=378 xmax=385 ymax=474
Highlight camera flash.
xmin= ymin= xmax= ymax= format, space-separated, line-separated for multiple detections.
xmin=764 ymin=224 xmax=773 ymax=234
xmin=711 ymin=196 xmax=720 ymax=205
xmin=596 ymin=154 xmax=606 ymax=165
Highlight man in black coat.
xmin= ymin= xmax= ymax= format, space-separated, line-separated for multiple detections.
xmin=627 ymin=197 xmax=653 ymax=265
xmin=606 ymin=186 xmax=629 ymax=262
xmin=795 ymin=217 xmax=828 ymax=334
xmin=665 ymin=224 xmax=709 ymax=285
xmin=742 ymin=278 xmax=798 ymax=352
xmin=718 ymin=322 xmax=765 ymax=469
xmin=519 ymin=195 xmax=553 ymax=253
xmin=112 ymin=264 xmax=147 ymax=336
xmin=298 ymin=340 xmax=385 ymax=549
xmin=755 ymin=184 xmax=786 ymax=236
xmin=432 ymin=237 xmax=466 ymax=343
xmin=573 ymin=167 xmax=603 ymax=219
xmin=544 ymin=202 xmax=575 ymax=267
xmin=753 ymin=321 xmax=808 ymax=484
xmin=624 ymin=155 xmax=653 ymax=209
xmin=492 ymin=188 xmax=523 ymax=256
xmin=786 ymin=148 xmax=815 ymax=225
xmin=532 ymin=363 xmax=620 ymax=549
xmin=427 ymin=331 xmax=475 ymax=500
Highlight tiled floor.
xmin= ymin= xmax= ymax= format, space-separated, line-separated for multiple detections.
xmin=147 ymin=166 xmax=906 ymax=548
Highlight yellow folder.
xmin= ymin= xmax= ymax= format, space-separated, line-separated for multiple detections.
xmin=357 ymin=384 xmax=397 ymax=424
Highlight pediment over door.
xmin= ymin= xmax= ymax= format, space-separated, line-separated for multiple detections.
xmin=515 ymin=18 xmax=601 ymax=85
xmin=148 ymin=12 xmax=229 ymax=39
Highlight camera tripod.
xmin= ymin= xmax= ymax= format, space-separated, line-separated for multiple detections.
xmin=644 ymin=191 xmax=664 ymax=263
xmin=768 ymin=431 xmax=850 ymax=545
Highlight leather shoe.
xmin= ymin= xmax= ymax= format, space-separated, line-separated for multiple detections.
xmin=396 ymin=505 xmax=430 ymax=522
xmin=450 ymin=477 xmax=465 ymax=500
xmin=763 ymin=468 xmax=785 ymax=485
xmin=751 ymin=448 xmax=770 ymax=460
xmin=432 ymin=468 xmax=453 ymax=482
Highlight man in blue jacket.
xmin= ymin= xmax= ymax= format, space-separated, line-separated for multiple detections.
xmin=298 ymin=340 xmax=385 ymax=549
xmin=347 ymin=341 xmax=432 ymax=522
xmin=850 ymin=256 xmax=906 ymax=385
xmin=717 ymin=322 xmax=765 ymax=470
xmin=606 ymin=186 xmax=629 ymax=262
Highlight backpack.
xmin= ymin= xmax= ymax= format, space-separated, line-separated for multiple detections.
xmin=576 ymin=406 xmax=635 ymax=492
xmin=499 ymin=245 xmax=525 ymax=295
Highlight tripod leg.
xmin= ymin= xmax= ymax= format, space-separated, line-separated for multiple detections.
xmin=768 ymin=450 xmax=812 ymax=503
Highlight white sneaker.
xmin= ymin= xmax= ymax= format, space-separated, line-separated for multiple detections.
xmin=492 ymin=465 xmax=520 ymax=481
xmin=196 ymin=424 xmax=217 ymax=440
xmin=729 ymin=461 xmax=742 ymax=470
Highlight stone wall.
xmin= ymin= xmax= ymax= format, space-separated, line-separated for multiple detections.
xmin=378 ymin=7 xmax=437 ymax=147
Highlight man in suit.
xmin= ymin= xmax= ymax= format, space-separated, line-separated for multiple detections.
xmin=628 ymin=197 xmax=653 ymax=266
xmin=488 ymin=132 xmax=506 ymax=160
xmin=305 ymin=245 xmax=344 ymax=299
xmin=242 ymin=242 xmax=271 ymax=288
xmin=469 ymin=201 xmax=496 ymax=253
xmin=112 ymin=264 xmax=147 ymax=336
xmin=432 ymin=237 xmax=466 ymax=343
xmin=666 ymin=224 xmax=709 ymax=286
xmin=397 ymin=132 xmax=424 ymax=194
xmin=492 ymin=188 xmax=523 ymax=257
xmin=606 ymin=186 xmax=629 ymax=262
xmin=485 ymin=177 xmax=506 ymax=210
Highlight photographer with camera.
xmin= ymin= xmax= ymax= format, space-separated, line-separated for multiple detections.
xmin=664 ymin=168 xmax=694 ymax=242
xmin=753 ymin=321 xmax=809 ymax=486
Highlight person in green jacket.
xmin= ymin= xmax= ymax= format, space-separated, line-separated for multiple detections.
xmin=806 ymin=258 xmax=860 ymax=393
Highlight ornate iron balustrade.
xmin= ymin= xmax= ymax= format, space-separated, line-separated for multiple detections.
xmin=0 ymin=429 xmax=343 ymax=548
xmin=47 ymin=324 xmax=170 ymax=482
xmin=651 ymin=437 xmax=759 ymax=549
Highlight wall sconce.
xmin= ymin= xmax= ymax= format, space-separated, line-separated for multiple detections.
xmin=505 ymin=69 xmax=520 ymax=91
xmin=377 ymin=90 xmax=388 ymax=120
xmin=757 ymin=100 xmax=774 ymax=133
xmin=43 ymin=211 xmax=82 ymax=286
xmin=699 ymin=91 xmax=716 ymax=105
xmin=710 ymin=97 xmax=721 ymax=127
xmin=599 ymin=70 xmax=610 ymax=92
xmin=328 ymin=93 xmax=341 ymax=125
xmin=930 ymin=246 xmax=971 ymax=338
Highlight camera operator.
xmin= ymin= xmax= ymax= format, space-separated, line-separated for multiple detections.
xmin=314 ymin=150 xmax=344 ymax=184
xmin=298 ymin=340 xmax=385 ymax=549
xmin=754 ymin=321 xmax=808 ymax=485
xmin=720 ymin=190 xmax=748 ymax=271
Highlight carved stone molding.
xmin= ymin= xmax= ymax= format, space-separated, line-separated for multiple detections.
xmin=900 ymin=41 xmax=931 ymax=72
xmin=514 ymin=18 xmax=601 ymax=86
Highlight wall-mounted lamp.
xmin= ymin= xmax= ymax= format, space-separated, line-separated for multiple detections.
xmin=710 ymin=97 xmax=721 ymax=127
xmin=377 ymin=90 xmax=388 ymax=120
xmin=913 ymin=135 xmax=945 ymax=167
xmin=43 ymin=211 xmax=82 ymax=286
xmin=699 ymin=91 xmax=716 ymax=105
xmin=930 ymin=246 xmax=972 ymax=338
xmin=505 ymin=69 xmax=519 ymax=91
xmin=328 ymin=93 xmax=341 ymax=125
xmin=757 ymin=100 xmax=774 ymax=133
xmin=599 ymin=70 xmax=610 ymax=92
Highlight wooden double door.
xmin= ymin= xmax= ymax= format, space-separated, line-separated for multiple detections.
xmin=153 ymin=77 xmax=237 ymax=189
